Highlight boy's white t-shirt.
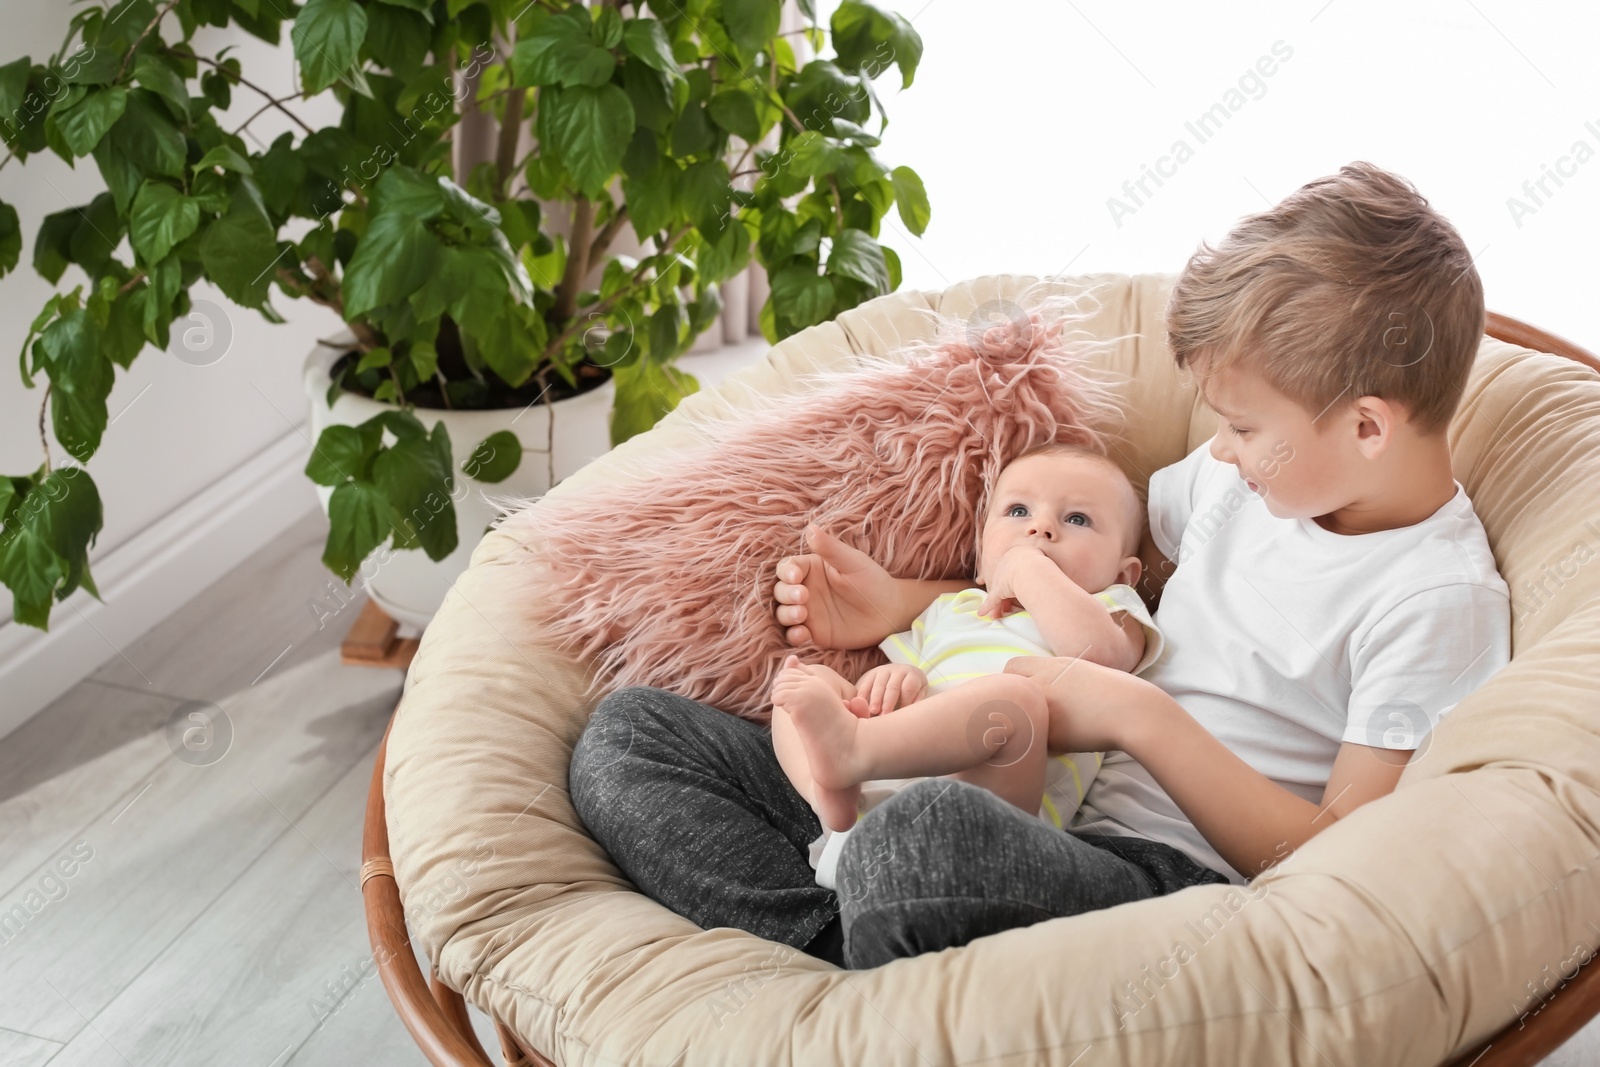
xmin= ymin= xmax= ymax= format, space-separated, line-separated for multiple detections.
xmin=1071 ymin=444 xmax=1512 ymax=884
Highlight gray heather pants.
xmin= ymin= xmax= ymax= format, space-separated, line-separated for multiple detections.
xmin=568 ymin=686 xmax=1231 ymax=969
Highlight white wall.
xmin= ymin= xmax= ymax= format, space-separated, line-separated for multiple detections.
xmin=829 ymin=0 xmax=1599 ymax=349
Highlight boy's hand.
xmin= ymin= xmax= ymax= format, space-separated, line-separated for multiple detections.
xmin=977 ymin=545 xmax=1057 ymax=619
xmin=773 ymin=524 xmax=900 ymax=650
xmin=854 ymin=663 xmax=928 ymax=716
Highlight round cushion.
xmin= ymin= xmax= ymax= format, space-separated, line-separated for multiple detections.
xmin=385 ymin=272 xmax=1600 ymax=1065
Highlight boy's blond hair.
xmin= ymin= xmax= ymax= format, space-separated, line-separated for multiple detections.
xmin=1164 ymin=161 xmax=1485 ymax=433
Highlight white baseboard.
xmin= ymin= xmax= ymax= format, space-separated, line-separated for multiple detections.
xmin=0 ymin=427 xmax=320 ymax=740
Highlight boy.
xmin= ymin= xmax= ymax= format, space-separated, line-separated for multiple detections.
xmin=772 ymin=162 xmax=1509 ymax=957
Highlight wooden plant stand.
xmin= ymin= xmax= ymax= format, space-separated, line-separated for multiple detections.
xmin=341 ymin=599 xmax=420 ymax=671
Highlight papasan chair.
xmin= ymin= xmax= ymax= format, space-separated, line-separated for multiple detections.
xmin=361 ymin=272 xmax=1600 ymax=1066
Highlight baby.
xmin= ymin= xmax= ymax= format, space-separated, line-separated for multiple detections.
xmin=770 ymin=442 xmax=1166 ymax=889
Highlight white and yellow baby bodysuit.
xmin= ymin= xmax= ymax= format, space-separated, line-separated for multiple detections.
xmin=807 ymin=584 xmax=1164 ymax=890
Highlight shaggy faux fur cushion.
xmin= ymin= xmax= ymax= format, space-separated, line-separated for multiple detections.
xmin=502 ymin=291 xmax=1130 ymax=721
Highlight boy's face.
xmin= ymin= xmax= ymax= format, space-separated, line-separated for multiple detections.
xmin=1201 ymin=362 xmax=1355 ymax=519
xmin=977 ymin=453 xmax=1142 ymax=594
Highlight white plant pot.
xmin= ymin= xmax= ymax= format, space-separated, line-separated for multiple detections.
xmin=302 ymin=339 xmax=615 ymax=633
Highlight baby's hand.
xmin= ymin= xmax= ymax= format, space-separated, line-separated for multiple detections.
xmin=977 ymin=545 xmax=1054 ymax=619
xmin=855 ymin=663 xmax=927 ymax=716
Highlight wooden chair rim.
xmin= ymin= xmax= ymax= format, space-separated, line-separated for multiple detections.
xmin=363 ymin=311 xmax=1600 ymax=1067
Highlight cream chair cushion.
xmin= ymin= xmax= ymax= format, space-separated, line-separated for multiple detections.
xmin=386 ymin=272 xmax=1600 ymax=1065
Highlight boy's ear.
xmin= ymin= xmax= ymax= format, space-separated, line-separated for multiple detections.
xmin=1350 ymin=394 xmax=1403 ymax=459
xmin=1117 ymin=555 xmax=1143 ymax=588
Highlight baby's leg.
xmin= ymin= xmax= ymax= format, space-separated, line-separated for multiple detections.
xmin=782 ymin=669 xmax=1050 ymax=821
xmin=770 ymin=661 xmax=863 ymax=831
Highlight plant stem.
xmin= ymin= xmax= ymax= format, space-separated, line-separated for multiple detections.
xmin=118 ymin=271 xmax=147 ymax=295
xmin=115 ymin=0 xmax=180 ymax=83
xmin=495 ymin=89 xmax=524 ymax=194
xmin=38 ymin=385 xmax=51 ymax=475
xmin=540 ymin=225 xmax=687 ymax=365
xmin=587 ymin=202 xmax=629 ymax=267
xmin=553 ymin=195 xmax=593 ymax=325
xmin=166 ymin=48 xmax=317 ymax=135
xmin=435 ymin=370 xmax=453 ymax=410
xmin=281 ymin=259 xmax=383 ymax=350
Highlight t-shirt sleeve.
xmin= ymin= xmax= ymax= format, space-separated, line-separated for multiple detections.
xmin=1094 ymin=583 xmax=1166 ymax=674
xmin=879 ymin=597 xmax=938 ymax=670
xmin=1146 ymin=443 xmax=1216 ymax=562
xmin=1342 ymin=581 xmax=1511 ymax=749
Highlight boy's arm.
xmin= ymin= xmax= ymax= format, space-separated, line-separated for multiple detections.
xmin=1118 ymin=690 xmax=1408 ymax=878
xmin=1003 ymin=659 xmax=1406 ymax=878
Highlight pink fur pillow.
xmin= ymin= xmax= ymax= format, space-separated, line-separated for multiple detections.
xmin=500 ymin=290 xmax=1126 ymax=721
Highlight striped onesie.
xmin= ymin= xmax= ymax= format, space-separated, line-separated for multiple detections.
xmin=807 ymin=585 xmax=1165 ymax=890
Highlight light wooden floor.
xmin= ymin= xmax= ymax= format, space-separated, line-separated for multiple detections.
xmin=0 ymin=509 xmax=495 ymax=1065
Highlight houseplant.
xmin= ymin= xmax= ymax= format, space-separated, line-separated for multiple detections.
xmin=0 ymin=0 xmax=929 ymax=630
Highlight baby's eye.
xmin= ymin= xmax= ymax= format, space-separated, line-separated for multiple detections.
xmin=1064 ymin=512 xmax=1091 ymax=527
xmin=1228 ymin=424 xmax=1250 ymax=437
xmin=1005 ymin=504 xmax=1028 ymax=517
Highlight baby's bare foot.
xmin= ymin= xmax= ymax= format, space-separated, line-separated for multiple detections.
xmin=773 ymin=665 xmax=869 ymax=833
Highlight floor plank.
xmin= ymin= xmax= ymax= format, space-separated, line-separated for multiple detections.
xmin=0 ymin=1026 xmax=61 ymax=1067
xmin=0 ymin=650 xmax=400 ymax=1043
xmin=87 ymin=509 xmax=355 ymax=704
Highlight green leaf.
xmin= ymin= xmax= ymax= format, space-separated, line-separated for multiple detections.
xmin=355 ymin=346 xmax=392 ymax=374
xmin=722 ymin=0 xmax=782 ymax=52
xmin=592 ymin=7 xmax=624 ymax=48
xmin=511 ymin=12 xmax=616 ymax=88
xmin=373 ymin=428 xmax=457 ymax=559
xmin=38 ymin=466 xmax=103 ymax=584
xmin=648 ymin=301 xmax=684 ymax=360
xmin=770 ymin=263 xmax=833 ymax=330
xmin=49 ymin=87 xmax=126 ymax=158
xmin=306 ymin=421 xmax=381 ymax=485
xmin=344 ymin=212 xmax=441 ymax=318
xmin=0 ymin=200 xmax=19 ymax=277
xmin=199 ymin=200 xmax=281 ymax=308
xmin=133 ymin=54 xmax=190 ymax=121
xmin=677 ymin=159 xmax=732 ymax=236
xmin=708 ymin=90 xmax=761 ymax=143
xmin=39 ymin=308 xmax=112 ymax=462
xmin=192 ymin=145 xmax=254 ymax=175
xmin=0 ymin=56 xmax=30 ymax=123
xmin=543 ymin=83 xmax=635 ymax=199
xmin=374 ymin=166 xmax=447 ymax=219
xmin=827 ymin=228 xmax=890 ymax=293
xmin=363 ymin=3 xmax=431 ymax=78
xmin=609 ymin=358 xmax=698 ymax=445
xmin=622 ymin=157 xmax=678 ymax=239
xmin=889 ymin=165 xmax=930 ymax=237
xmin=130 ymin=182 xmax=200 ymax=264
xmin=462 ymin=429 xmax=521 ymax=483
xmin=323 ymin=480 xmax=391 ymax=582
xmin=293 ymin=0 xmax=369 ymax=94
xmin=1 ymin=520 xmax=66 ymax=627
xmin=830 ymin=0 xmax=923 ymax=89
xmin=622 ymin=18 xmax=677 ymax=73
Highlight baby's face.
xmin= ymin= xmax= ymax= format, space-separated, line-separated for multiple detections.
xmin=977 ymin=452 xmax=1143 ymax=594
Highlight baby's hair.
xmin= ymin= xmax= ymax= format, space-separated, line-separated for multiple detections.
xmin=995 ymin=442 xmax=1145 ymax=557
xmin=1164 ymin=161 xmax=1485 ymax=433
